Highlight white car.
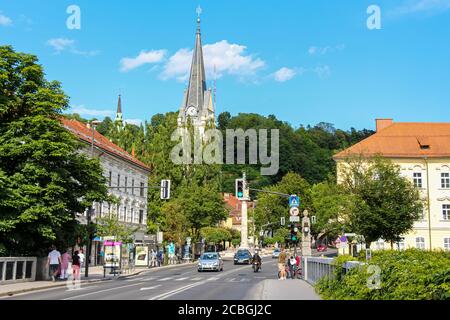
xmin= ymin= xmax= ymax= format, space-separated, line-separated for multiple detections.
xmin=198 ymin=252 xmax=224 ymax=272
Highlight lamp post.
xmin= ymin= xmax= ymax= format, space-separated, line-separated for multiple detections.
xmin=85 ymin=120 xmax=101 ymax=278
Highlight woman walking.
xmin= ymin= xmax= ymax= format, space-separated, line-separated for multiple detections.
xmin=60 ymin=250 xmax=72 ymax=280
xmin=72 ymin=250 xmax=81 ymax=284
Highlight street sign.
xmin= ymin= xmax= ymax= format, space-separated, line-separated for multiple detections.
xmin=289 ymin=207 xmax=300 ymax=216
xmin=340 ymin=235 xmax=348 ymax=243
xmin=289 ymin=195 xmax=300 ymax=208
xmin=344 ymin=233 xmax=356 ymax=237
xmin=280 ymin=217 xmax=285 ymax=225
xmin=160 ymin=180 xmax=171 ymax=200
xmin=289 ymin=216 xmax=300 ymax=222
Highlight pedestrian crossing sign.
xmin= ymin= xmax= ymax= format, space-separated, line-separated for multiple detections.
xmin=289 ymin=195 xmax=300 ymax=208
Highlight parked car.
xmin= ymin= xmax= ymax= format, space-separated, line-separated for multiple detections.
xmin=233 ymin=249 xmax=252 ymax=265
xmin=198 ymin=252 xmax=224 ymax=272
xmin=272 ymin=248 xmax=281 ymax=259
xmin=317 ymin=244 xmax=328 ymax=252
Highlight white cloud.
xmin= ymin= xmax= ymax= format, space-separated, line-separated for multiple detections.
xmin=390 ymin=0 xmax=450 ymax=15
xmin=308 ymin=44 xmax=345 ymax=55
xmin=71 ymin=105 xmax=114 ymax=117
xmin=0 ymin=13 xmax=12 ymax=26
xmin=314 ymin=65 xmax=331 ymax=79
xmin=119 ymin=50 xmax=167 ymax=72
xmin=46 ymin=38 xmax=99 ymax=57
xmin=125 ymin=119 xmax=143 ymax=126
xmin=273 ymin=67 xmax=297 ymax=82
xmin=160 ymin=40 xmax=265 ymax=81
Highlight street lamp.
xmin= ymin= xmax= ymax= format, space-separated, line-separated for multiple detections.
xmin=85 ymin=120 xmax=101 ymax=278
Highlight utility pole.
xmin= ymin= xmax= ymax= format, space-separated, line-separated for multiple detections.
xmin=240 ymin=172 xmax=249 ymax=249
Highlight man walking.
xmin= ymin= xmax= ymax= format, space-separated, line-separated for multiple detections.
xmin=78 ymin=248 xmax=85 ymax=270
xmin=47 ymin=245 xmax=61 ymax=282
xmin=278 ymin=248 xmax=287 ymax=280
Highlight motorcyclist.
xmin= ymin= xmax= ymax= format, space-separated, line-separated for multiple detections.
xmin=252 ymin=249 xmax=262 ymax=270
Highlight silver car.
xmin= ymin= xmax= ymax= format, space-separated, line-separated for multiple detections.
xmin=197 ymin=252 xmax=224 ymax=272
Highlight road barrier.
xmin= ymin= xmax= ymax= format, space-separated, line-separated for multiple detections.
xmin=302 ymin=256 xmax=362 ymax=285
xmin=0 ymin=257 xmax=37 ymax=284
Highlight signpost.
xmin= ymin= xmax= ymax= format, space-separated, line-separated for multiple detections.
xmin=289 ymin=216 xmax=300 ymax=222
xmin=289 ymin=195 xmax=300 ymax=208
xmin=289 ymin=207 xmax=300 ymax=216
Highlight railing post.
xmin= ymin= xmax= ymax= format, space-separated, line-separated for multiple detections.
xmin=304 ymin=256 xmax=308 ymax=282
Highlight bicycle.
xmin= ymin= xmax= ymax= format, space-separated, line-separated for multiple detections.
xmin=278 ymin=265 xmax=302 ymax=279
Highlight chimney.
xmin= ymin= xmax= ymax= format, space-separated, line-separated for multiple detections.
xmin=376 ymin=119 xmax=393 ymax=132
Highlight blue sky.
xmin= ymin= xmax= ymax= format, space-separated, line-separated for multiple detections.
xmin=1 ymin=0 xmax=450 ymax=130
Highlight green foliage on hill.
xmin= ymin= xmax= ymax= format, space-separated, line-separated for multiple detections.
xmin=316 ymin=249 xmax=450 ymax=300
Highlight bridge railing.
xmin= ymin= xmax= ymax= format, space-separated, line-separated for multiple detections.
xmin=302 ymin=256 xmax=363 ymax=285
xmin=0 ymin=257 xmax=37 ymax=284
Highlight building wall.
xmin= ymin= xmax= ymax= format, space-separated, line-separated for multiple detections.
xmin=336 ymin=157 xmax=450 ymax=251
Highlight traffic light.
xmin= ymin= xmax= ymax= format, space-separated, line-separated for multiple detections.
xmin=235 ymin=179 xmax=245 ymax=200
xmin=160 ymin=179 xmax=171 ymax=200
xmin=290 ymin=224 xmax=298 ymax=242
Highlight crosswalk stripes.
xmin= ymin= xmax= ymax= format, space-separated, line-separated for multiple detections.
xmin=157 ymin=277 xmax=174 ymax=282
xmin=174 ymin=277 xmax=188 ymax=281
xmin=127 ymin=275 xmax=265 ymax=284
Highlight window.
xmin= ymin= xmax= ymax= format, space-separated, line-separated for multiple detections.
xmin=441 ymin=173 xmax=450 ymax=189
xmin=376 ymin=239 xmax=384 ymax=250
xmin=124 ymin=206 xmax=127 ymax=222
xmin=125 ymin=177 xmax=128 ymax=194
xmin=443 ymin=204 xmax=450 ymax=220
xmin=139 ymin=210 xmax=144 ymax=225
xmin=98 ymin=202 xmax=102 ymax=217
xmin=416 ymin=237 xmax=425 ymax=250
xmin=132 ymin=179 xmax=135 ymax=195
xmin=140 ymin=182 xmax=144 ymax=197
xmin=444 ymin=238 xmax=450 ymax=251
xmin=109 ymin=171 xmax=112 ymax=187
xmin=418 ymin=207 xmax=426 ymax=221
xmin=396 ymin=238 xmax=405 ymax=251
xmin=413 ymin=172 xmax=422 ymax=188
xmin=108 ymin=203 xmax=111 ymax=215
xmin=117 ymin=174 xmax=121 ymax=191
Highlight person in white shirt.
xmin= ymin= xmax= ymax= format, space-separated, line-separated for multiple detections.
xmin=78 ymin=248 xmax=85 ymax=269
xmin=47 ymin=245 xmax=61 ymax=282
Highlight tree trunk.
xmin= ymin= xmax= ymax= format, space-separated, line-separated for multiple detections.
xmin=390 ymin=241 xmax=394 ymax=250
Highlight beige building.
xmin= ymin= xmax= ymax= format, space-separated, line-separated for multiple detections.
xmin=334 ymin=119 xmax=450 ymax=252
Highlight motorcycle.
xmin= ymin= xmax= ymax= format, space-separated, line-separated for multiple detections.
xmin=252 ymin=260 xmax=261 ymax=273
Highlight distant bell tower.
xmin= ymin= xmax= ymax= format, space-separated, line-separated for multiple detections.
xmin=177 ymin=6 xmax=215 ymax=135
xmin=115 ymin=94 xmax=123 ymax=129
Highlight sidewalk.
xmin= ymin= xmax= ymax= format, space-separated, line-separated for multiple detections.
xmin=247 ymin=279 xmax=322 ymax=300
xmin=0 ymin=262 xmax=195 ymax=297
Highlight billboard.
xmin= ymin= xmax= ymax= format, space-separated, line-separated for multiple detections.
xmin=135 ymin=246 xmax=149 ymax=267
xmin=104 ymin=241 xmax=122 ymax=268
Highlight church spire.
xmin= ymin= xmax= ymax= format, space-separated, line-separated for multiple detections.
xmin=185 ymin=6 xmax=206 ymax=113
xmin=115 ymin=94 xmax=123 ymax=129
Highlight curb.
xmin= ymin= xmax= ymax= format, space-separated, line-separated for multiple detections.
xmin=0 ymin=277 xmax=110 ymax=298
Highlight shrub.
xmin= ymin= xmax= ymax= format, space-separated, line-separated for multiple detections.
xmin=315 ymin=249 xmax=450 ymax=300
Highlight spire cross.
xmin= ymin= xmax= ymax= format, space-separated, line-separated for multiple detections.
xmin=196 ymin=5 xmax=202 ymax=19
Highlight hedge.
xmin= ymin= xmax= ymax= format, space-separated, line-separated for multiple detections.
xmin=315 ymin=249 xmax=450 ymax=300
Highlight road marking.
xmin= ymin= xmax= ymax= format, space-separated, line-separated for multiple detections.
xmin=62 ymin=282 xmax=144 ymax=300
xmin=190 ymin=277 xmax=201 ymax=281
xmin=148 ymin=281 xmax=206 ymax=300
xmin=240 ymin=278 xmax=250 ymax=282
xmin=65 ymin=285 xmax=98 ymax=292
xmin=175 ymin=277 xmax=188 ymax=281
xmin=227 ymin=278 xmax=236 ymax=282
xmin=140 ymin=285 xmax=161 ymax=291
xmin=125 ymin=277 xmax=145 ymax=281
xmin=206 ymin=277 xmax=219 ymax=281
xmin=157 ymin=277 xmax=173 ymax=282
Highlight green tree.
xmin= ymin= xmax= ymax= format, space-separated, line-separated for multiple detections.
xmin=0 ymin=46 xmax=110 ymax=256
xmin=95 ymin=214 xmax=138 ymax=244
xmin=340 ymin=155 xmax=423 ymax=248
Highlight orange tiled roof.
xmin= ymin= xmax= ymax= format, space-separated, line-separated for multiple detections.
xmin=223 ymin=193 xmax=254 ymax=226
xmin=61 ymin=118 xmax=151 ymax=171
xmin=334 ymin=122 xmax=450 ymax=159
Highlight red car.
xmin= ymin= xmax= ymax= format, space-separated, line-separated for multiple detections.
xmin=317 ymin=244 xmax=328 ymax=252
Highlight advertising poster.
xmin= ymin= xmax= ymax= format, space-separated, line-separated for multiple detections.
xmin=135 ymin=246 xmax=149 ymax=267
xmin=104 ymin=241 xmax=122 ymax=268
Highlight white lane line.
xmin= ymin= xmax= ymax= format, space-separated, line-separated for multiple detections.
xmin=240 ymin=278 xmax=250 ymax=282
xmin=148 ymin=281 xmax=206 ymax=300
xmin=175 ymin=277 xmax=188 ymax=281
xmin=140 ymin=285 xmax=161 ymax=291
xmin=227 ymin=278 xmax=236 ymax=282
xmin=190 ymin=277 xmax=202 ymax=281
xmin=157 ymin=277 xmax=173 ymax=282
xmin=62 ymin=282 xmax=144 ymax=300
xmin=124 ymin=277 xmax=145 ymax=281
xmin=206 ymin=277 xmax=219 ymax=281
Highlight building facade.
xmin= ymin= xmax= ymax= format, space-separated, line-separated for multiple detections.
xmin=177 ymin=14 xmax=215 ymax=134
xmin=62 ymin=118 xmax=151 ymax=264
xmin=334 ymin=119 xmax=450 ymax=251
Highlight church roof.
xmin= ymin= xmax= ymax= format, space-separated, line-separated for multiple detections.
xmin=116 ymin=94 xmax=122 ymax=114
xmin=185 ymin=17 xmax=207 ymax=112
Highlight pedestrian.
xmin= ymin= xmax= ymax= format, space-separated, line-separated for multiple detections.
xmin=157 ymin=250 xmax=162 ymax=267
xmin=72 ymin=250 xmax=81 ymax=284
xmin=278 ymin=248 xmax=287 ymax=280
xmin=78 ymin=248 xmax=85 ymax=270
xmin=47 ymin=245 xmax=61 ymax=282
xmin=60 ymin=250 xmax=72 ymax=280
xmin=150 ymin=249 xmax=157 ymax=267
xmin=289 ymin=256 xmax=296 ymax=280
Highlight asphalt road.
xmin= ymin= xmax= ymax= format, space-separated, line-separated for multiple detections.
xmin=2 ymin=257 xmax=280 ymax=300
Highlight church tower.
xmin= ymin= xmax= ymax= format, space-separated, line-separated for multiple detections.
xmin=115 ymin=94 xmax=123 ymax=130
xmin=177 ymin=7 xmax=215 ymax=134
